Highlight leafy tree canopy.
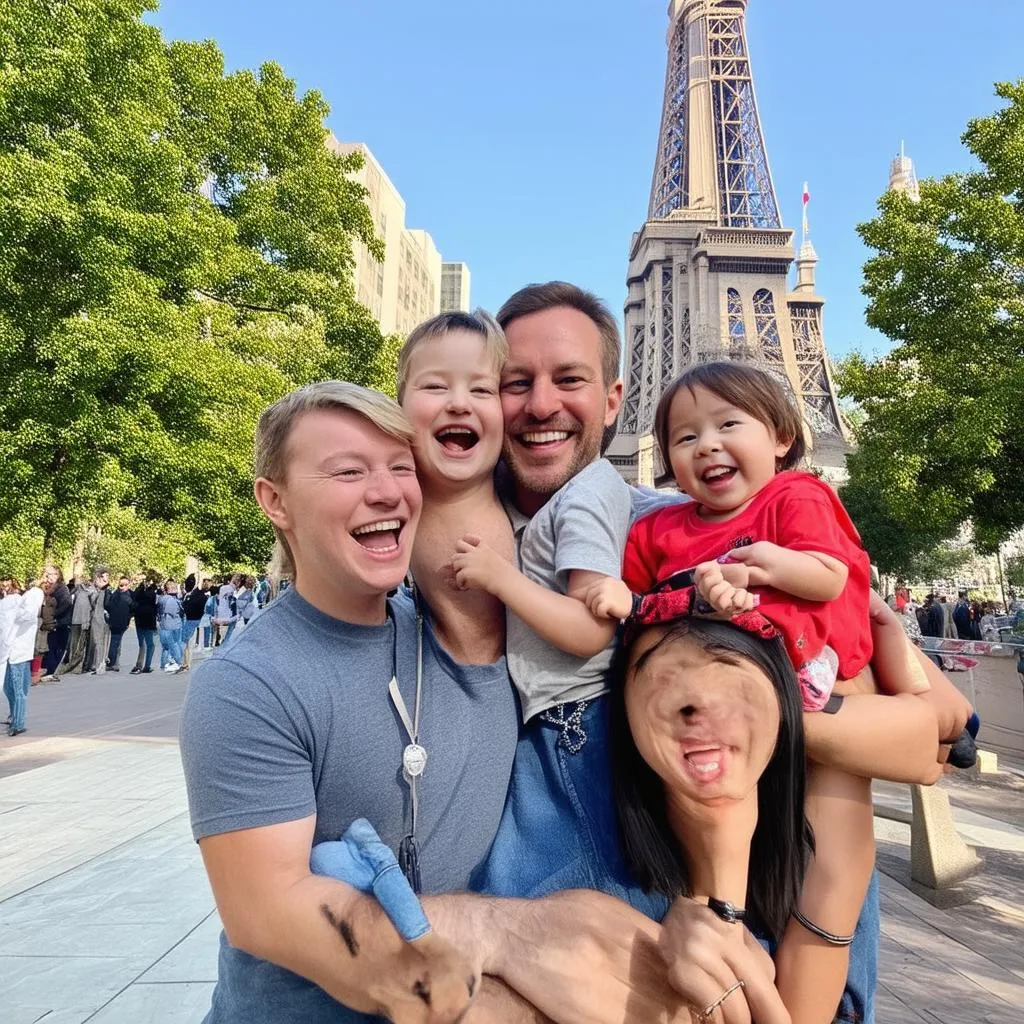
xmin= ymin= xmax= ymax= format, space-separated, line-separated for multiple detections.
xmin=840 ymin=81 xmax=1024 ymax=561
xmin=0 ymin=0 xmax=395 ymax=567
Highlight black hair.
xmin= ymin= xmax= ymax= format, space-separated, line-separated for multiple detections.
xmin=609 ymin=617 xmax=812 ymax=941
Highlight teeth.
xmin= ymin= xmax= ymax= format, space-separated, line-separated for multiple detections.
xmin=438 ymin=427 xmax=475 ymax=435
xmin=352 ymin=520 xmax=401 ymax=536
xmin=522 ymin=431 xmax=571 ymax=444
xmin=692 ymin=761 xmax=721 ymax=775
xmin=703 ymin=467 xmax=734 ymax=480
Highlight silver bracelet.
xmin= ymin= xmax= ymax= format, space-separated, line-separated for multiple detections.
xmin=793 ymin=909 xmax=855 ymax=946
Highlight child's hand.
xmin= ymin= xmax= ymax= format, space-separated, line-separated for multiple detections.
xmin=694 ymin=561 xmax=759 ymax=615
xmin=451 ymin=535 xmax=508 ymax=594
xmin=723 ymin=541 xmax=784 ymax=587
xmin=581 ymin=577 xmax=634 ymax=620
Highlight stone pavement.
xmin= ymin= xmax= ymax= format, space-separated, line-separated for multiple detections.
xmin=2 ymin=640 xmax=1024 ymax=1022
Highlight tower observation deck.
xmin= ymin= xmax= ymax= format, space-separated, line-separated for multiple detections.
xmin=608 ymin=0 xmax=849 ymax=481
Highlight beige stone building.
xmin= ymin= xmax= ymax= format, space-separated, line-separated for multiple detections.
xmin=328 ymin=138 xmax=447 ymax=336
xmin=608 ymin=0 xmax=849 ymax=481
xmin=440 ymin=262 xmax=472 ymax=313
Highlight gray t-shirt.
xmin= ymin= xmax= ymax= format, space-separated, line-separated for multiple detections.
xmin=507 ymin=457 xmax=633 ymax=720
xmin=180 ymin=586 xmax=517 ymax=1024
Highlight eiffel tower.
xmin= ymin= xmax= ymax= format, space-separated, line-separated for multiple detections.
xmin=608 ymin=0 xmax=848 ymax=482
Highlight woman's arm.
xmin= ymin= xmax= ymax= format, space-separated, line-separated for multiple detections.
xmin=803 ymin=690 xmax=941 ymax=783
xmin=773 ymin=767 xmax=875 ymax=1024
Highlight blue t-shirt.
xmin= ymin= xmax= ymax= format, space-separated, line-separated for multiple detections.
xmin=180 ymin=587 xmax=517 ymax=1023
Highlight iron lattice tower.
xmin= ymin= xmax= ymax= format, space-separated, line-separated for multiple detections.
xmin=609 ymin=0 xmax=848 ymax=482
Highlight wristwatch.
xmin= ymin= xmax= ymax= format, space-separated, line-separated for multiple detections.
xmin=707 ymin=897 xmax=747 ymax=924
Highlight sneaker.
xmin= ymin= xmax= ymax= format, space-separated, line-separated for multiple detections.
xmin=164 ymin=662 xmax=179 ymax=673
xmin=129 ymin=667 xmax=141 ymax=675
xmin=141 ymin=667 xmax=154 ymax=674
xmin=39 ymin=674 xmax=57 ymax=682
xmin=175 ymin=665 xmax=189 ymax=674
xmin=108 ymin=665 xmax=120 ymax=673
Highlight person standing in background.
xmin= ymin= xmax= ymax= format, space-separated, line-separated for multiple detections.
xmin=215 ymin=573 xmax=241 ymax=646
xmin=233 ymin=575 xmax=257 ymax=630
xmin=5 ymin=577 xmax=43 ymax=735
xmin=49 ymin=575 xmax=94 ymax=680
xmin=105 ymin=576 xmax=135 ymax=671
xmin=202 ymin=583 xmax=218 ymax=648
xmin=180 ymin=579 xmax=209 ymax=669
xmin=87 ymin=566 xmax=111 ymax=675
xmin=1 ymin=577 xmax=20 ymax=720
xmin=130 ymin=575 xmax=159 ymax=675
xmin=42 ymin=566 xmax=73 ymax=676
xmin=156 ymin=580 xmax=185 ymax=673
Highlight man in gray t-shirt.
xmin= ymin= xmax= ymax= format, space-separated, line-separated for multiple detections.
xmin=182 ymin=586 xmax=515 ymax=1023
xmin=179 ymin=384 xmax=526 ymax=1024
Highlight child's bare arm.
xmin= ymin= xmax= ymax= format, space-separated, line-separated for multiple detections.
xmin=871 ymin=612 xmax=931 ymax=696
xmin=774 ymin=767 xmax=875 ymax=1024
xmin=451 ymin=536 xmax=616 ymax=659
xmin=726 ymin=542 xmax=848 ymax=602
xmin=867 ymin=591 xmax=970 ymax=743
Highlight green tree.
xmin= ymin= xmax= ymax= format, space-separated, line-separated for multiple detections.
xmin=1005 ymin=553 xmax=1024 ymax=590
xmin=841 ymin=81 xmax=1024 ymax=558
xmin=0 ymin=0 xmax=393 ymax=565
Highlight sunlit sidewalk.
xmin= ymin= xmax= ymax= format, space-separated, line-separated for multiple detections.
xmin=2 ymin=725 xmax=1023 ymax=1021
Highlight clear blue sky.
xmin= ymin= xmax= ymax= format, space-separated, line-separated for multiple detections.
xmin=151 ymin=0 xmax=1024 ymax=359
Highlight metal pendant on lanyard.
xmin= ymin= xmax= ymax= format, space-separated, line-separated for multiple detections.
xmin=388 ymin=594 xmax=425 ymax=892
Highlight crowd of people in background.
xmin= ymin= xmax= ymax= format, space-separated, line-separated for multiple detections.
xmin=0 ymin=566 xmax=271 ymax=737
xmin=890 ymin=587 xmax=1019 ymax=645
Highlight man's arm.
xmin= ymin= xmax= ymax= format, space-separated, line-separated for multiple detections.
xmin=200 ymin=816 xmax=480 ymax=1024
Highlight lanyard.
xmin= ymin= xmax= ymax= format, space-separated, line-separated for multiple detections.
xmin=388 ymin=595 xmax=426 ymax=892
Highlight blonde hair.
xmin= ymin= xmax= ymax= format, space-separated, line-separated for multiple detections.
xmin=254 ymin=381 xmax=415 ymax=580
xmin=397 ymin=309 xmax=508 ymax=403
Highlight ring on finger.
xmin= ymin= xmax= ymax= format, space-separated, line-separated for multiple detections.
xmin=698 ymin=979 xmax=745 ymax=1022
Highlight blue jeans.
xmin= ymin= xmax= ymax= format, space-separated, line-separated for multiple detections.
xmin=180 ymin=619 xmax=200 ymax=648
xmin=476 ymin=695 xmax=879 ymax=1024
xmin=158 ymin=628 xmax=183 ymax=668
xmin=221 ymin=620 xmax=237 ymax=646
xmin=473 ymin=696 xmax=668 ymax=919
xmin=4 ymin=660 xmax=31 ymax=731
xmin=135 ymin=627 xmax=156 ymax=670
xmin=202 ymin=625 xmax=212 ymax=647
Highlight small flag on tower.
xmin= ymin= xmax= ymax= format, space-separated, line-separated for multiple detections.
xmin=801 ymin=182 xmax=810 ymax=243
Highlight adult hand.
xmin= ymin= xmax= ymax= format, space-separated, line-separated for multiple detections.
xmin=451 ymin=535 xmax=509 ymax=594
xmin=487 ymin=889 xmax=695 ymax=1024
xmin=660 ymin=898 xmax=790 ymax=1024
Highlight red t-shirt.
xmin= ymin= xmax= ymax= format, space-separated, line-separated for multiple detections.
xmin=623 ymin=471 xmax=873 ymax=679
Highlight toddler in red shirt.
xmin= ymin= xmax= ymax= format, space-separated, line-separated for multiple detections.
xmin=588 ymin=361 xmax=933 ymax=1021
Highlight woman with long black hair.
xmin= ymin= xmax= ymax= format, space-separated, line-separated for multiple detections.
xmin=610 ymin=616 xmax=812 ymax=1023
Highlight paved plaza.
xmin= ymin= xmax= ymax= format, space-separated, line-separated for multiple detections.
xmin=2 ymin=633 xmax=1024 ymax=1023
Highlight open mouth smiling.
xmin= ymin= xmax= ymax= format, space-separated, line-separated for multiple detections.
xmin=435 ymin=426 xmax=480 ymax=453
xmin=351 ymin=518 xmax=405 ymax=554
xmin=701 ymin=465 xmax=737 ymax=485
xmin=519 ymin=430 xmax=573 ymax=448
